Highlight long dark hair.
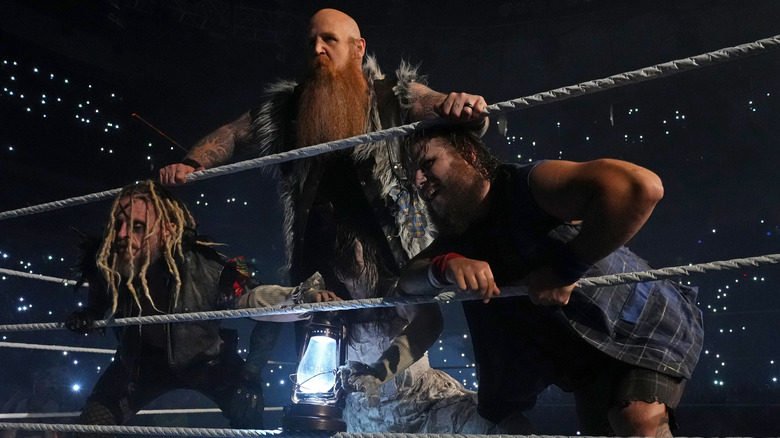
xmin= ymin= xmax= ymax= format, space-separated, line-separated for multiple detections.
xmin=404 ymin=124 xmax=501 ymax=181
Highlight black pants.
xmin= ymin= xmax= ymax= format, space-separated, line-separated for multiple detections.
xmin=77 ymin=344 xmax=259 ymax=437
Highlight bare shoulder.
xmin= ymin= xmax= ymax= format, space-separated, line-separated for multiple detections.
xmin=531 ymin=159 xmax=652 ymax=186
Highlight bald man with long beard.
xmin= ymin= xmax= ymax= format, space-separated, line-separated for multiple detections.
xmin=159 ymin=8 xmax=494 ymax=434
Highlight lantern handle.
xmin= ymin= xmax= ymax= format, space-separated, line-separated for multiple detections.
xmin=290 ymin=369 xmax=338 ymax=392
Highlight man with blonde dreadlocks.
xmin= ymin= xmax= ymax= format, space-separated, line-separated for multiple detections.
xmin=65 ymin=180 xmax=338 ymax=434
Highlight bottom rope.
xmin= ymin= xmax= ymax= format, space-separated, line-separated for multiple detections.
xmin=0 ymin=407 xmax=284 ymax=420
xmin=0 ymin=422 xmax=284 ymax=437
xmin=0 ymin=423 xmax=626 ymax=438
xmin=0 ymin=424 xmax=756 ymax=438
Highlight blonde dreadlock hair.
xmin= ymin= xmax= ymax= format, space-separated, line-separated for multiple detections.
xmin=96 ymin=180 xmax=197 ymax=315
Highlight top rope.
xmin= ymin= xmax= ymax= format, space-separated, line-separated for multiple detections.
xmin=1 ymin=34 xmax=779 ymax=221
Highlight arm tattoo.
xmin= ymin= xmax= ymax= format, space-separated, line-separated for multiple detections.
xmin=186 ymin=128 xmax=234 ymax=168
xmin=185 ymin=112 xmax=253 ymax=168
xmin=417 ymin=96 xmax=439 ymax=120
xmin=232 ymin=113 xmax=254 ymax=150
xmin=408 ymin=83 xmax=445 ymax=121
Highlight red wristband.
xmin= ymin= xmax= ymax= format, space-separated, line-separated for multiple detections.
xmin=430 ymin=253 xmax=465 ymax=285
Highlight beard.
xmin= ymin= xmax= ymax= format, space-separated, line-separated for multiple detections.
xmin=115 ymin=243 xmax=161 ymax=279
xmin=296 ymin=55 xmax=369 ymax=148
xmin=427 ymin=160 xmax=487 ymax=236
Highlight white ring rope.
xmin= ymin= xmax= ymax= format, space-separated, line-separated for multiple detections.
xmin=0 ymin=34 xmax=779 ymax=222
xmin=0 ymin=422 xmax=719 ymax=438
xmin=0 ymin=408 xmax=284 ymax=420
xmin=0 ymin=340 xmax=115 ymax=354
xmin=0 ymin=424 xmax=631 ymax=438
xmin=0 ymin=342 xmax=296 ymax=368
xmin=576 ymin=253 xmax=780 ymax=287
xmin=0 ymin=268 xmax=85 ymax=287
xmin=0 ymin=253 xmax=777 ymax=333
xmin=0 ymin=422 xmax=287 ymax=437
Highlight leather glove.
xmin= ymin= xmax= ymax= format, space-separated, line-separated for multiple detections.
xmin=338 ymin=361 xmax=382 ymax=408
xmin=226 ymin=380 xmax=265 ymax=429
xmin=65 ymin=308 xmax=100 ymax=334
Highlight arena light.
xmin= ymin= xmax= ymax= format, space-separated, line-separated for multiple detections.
xmin=282 ymin=311 xmax=347 ymax=432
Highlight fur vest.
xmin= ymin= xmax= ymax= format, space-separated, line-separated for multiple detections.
xmin=247 ymin=57 xmax=434 ymax=291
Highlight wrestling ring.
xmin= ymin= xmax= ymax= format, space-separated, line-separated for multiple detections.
xmin=0 ymin=33 xmax=779 ymax=437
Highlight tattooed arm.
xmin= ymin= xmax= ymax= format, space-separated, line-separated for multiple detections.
xmin=159 ymin=111 xmax=255 ymax=185
xmin=407 ymin=82 xmax=489 ymax=136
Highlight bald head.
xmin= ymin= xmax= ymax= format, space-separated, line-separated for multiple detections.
xmin=308 ymin=8 xmax=366 ymax=70
xmin=311 ymin=9 xmax=361 ymax=39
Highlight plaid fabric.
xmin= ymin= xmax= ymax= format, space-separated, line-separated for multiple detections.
xmin=573 ymin=360 xmax=686 ymax=434
xmin=561 ymin=245 xmax=704 ymax=379
xmin=389 ymin=186 xmax=426 ymax=238
xmin=612 ymin=366 xmax=686 ymax=409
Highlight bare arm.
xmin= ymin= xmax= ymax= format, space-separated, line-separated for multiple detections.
xmin=159 ymin=111 xmax=254 ymax=185
xmin=523 ymin=159 xmax=664 ymax=305
xmin=407 ymin=82 xmax=489 ymax=135
xmin=531 ymin=159 xmax=664 ymax=264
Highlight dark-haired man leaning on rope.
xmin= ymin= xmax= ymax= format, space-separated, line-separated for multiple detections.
xmin=399 ymin=125 xmax=704 ymax=436
xmin=65 ymin=180 xmax=338 ymax=436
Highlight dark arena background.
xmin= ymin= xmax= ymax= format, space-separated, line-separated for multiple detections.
xmin=1 ymin=0 xmax=779 ymax=435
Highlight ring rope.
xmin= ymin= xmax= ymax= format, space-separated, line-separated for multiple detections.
xmin=1 ymin=253 xmax=776 ymax=333
xmin=0 ymin=408 xmax=283 ymax=420
xmin=0 ymin=422 xmax=287 ymax=437
xmin=0 ymin=268 xmax=85 ymax=287
xmin=0 ymin=340 xmax=114 ymax=354
xmin=0 ymin=423 xmax=601 ymax=438
xmin=0 ymin=341 xmax=296 ymax=367
xmin=1 ymin=34 xmax=779 ymax=222
xmin=576 ymin=253 xmax=780 ymax=287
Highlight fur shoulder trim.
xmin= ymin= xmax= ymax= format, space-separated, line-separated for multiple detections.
xmin=363 ymin=55 xmax=384 ymax=82
xmin=394 ymin=60 xmax=427 ymax=110
xmin=395 ymin=59 xmax=427 ymax=86
xmin=263 ymin=78 xmax=298 ymax=95
xmin=248 ymin=79 xmax=298 ymax=174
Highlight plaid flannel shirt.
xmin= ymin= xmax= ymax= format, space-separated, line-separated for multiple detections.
xmin=389 ymin=186 xmax=426 ymax=239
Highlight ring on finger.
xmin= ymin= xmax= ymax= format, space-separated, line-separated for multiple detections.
xmin=464 ymin=103 xmax=474 ymax=109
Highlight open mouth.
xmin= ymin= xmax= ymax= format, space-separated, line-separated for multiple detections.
xmin=422 ymin=183 xmax=439 ymax=202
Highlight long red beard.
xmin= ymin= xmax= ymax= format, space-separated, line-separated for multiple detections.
xmin=296 ymin=56 xmax=369 ymax=148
